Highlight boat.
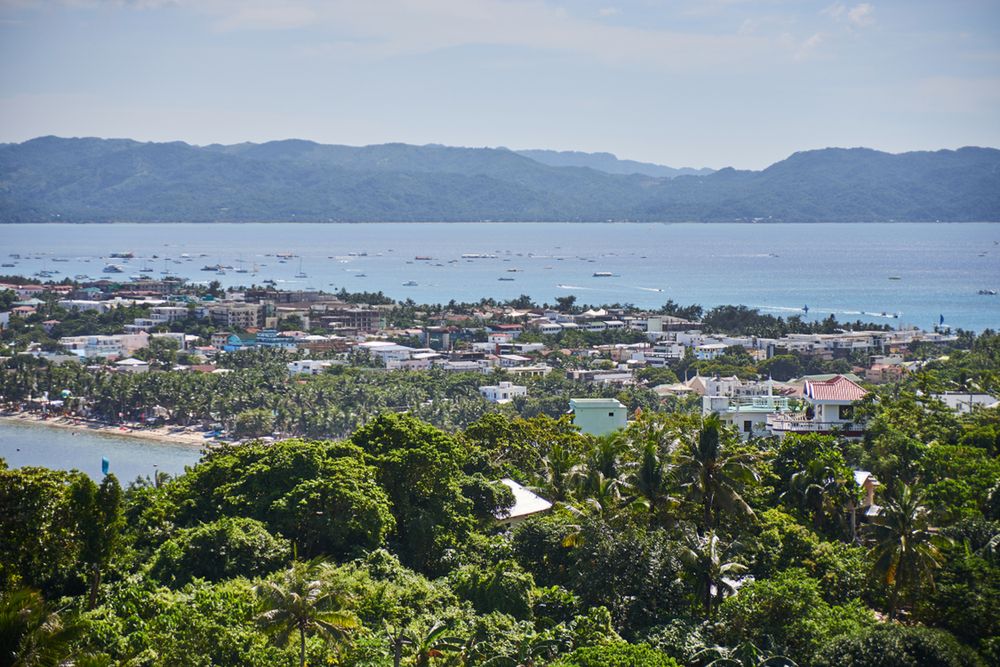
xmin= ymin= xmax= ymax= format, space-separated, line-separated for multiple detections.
xmin=415 ymin=256 xmax=432 ymax=261
xmin=803 ymin=304 xmax=810 ymax=314
xmin=592 ymin=272 xmax=614 ymax=277
xmin=402 ymin=281 xmax=418 ymax=286
xmin=110 ymin=252 xmax=134 ymax=259
xmin=201 ymin=265 xmax=220 ymax=271
xmin=295 ymin=258 xmax=308 ymax=278
xmin=355 ymin=273 xmax=367 ymax=277
xmin=461 ymin=253 xmax=497 ymax=259
xmin=103 ymin=264 xmax=124 ymax=273
xmin=978 ymin=289 xmax=998 ymax=295
xmin=74 ymin=274 xmax=89 ymax=280
xmin=498 ymin=277 xmax=515 ymax=281
xmin=1 ymin=263 xmax=14 ymax=268
xmin=888 ymin=276 xmax=901 ymax=280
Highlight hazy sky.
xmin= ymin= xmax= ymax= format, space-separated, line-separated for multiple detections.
xmin=1 ymin=0 xmax=998 ymax=169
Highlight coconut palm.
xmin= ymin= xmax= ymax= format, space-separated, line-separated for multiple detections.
xmin=254 ymin=560 xmax=360 ymax=667
xmin=398 ymin=620 xmax=465 ymax=667
xmin=675 ymin=415 xmax=758 ymax=531
xmin=0 ymin=588 xmax=82 ymax=667
xmin=679 ymin=530 xmax=747 ymax=616
xmin=626 ymin=440 xmax=679 ymax=526
xmin=864 ymin=481 xmax=948 ymax=619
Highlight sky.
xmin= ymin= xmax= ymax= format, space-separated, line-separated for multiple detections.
xmin=0 ymin=0 xmax=998 ymax=169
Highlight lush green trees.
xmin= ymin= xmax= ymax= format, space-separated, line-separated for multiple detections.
xmin=716 ymin=569 xmax=874 ymax=663
xmin=160 ymin=439 xmax=394 ymax=559
xmin=0 ymin=467 xmax=85 ymax=596
xmin=68 ymin=474 xmax=123 ymax=609
xmin=352 ymin=414 xmax=475 ymax=573
xmin=148 ymin=517 xmax=290 ymax=585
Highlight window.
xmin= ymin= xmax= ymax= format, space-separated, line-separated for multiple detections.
xmin=839 ymin=405 xmax=854 ymax=420
xmin=744 ymin=420 xmax=752 ymax=433
xmin=609 ymin=412 xmax=615 ymax=417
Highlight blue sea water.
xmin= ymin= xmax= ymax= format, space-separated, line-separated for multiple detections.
xmin=0 ymin=420 xmax=204 ymax=481
xmin=2 ymin=222 xmax=999 ymax=331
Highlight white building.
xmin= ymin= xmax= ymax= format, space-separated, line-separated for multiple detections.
xmin=768 ymin=375 xmax=868 ymax=439
xmin=479 ymin=381 xmax=527 ymax=404
xmin=494 ymin=479 xmax=553 ymax=526
xmin=287 ymin=359 xmax=335 ymax=376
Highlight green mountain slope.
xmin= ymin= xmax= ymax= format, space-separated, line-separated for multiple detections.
xmin=1 ymin=137 xmax=997 ymax=222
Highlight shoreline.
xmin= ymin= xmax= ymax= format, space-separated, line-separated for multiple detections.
xmin=0 ymin=412 xmax=215 ymax=448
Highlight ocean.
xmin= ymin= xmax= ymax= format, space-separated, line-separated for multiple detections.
xmin=2 ymin=222 xmax=999 ymax=331
xmin=0 ymin=420 xmax=204 ymax=481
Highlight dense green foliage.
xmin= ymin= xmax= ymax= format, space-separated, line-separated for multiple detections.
xmin=3 ymin=137 xmax=999 ymax=222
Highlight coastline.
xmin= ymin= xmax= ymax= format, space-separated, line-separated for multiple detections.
xmin=0 ymin=412 xmax=214 ymax=448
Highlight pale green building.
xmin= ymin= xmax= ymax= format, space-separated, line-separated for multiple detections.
xmin=569 ymin=398 xmax=627 ymax=436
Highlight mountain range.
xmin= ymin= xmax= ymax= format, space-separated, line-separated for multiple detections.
xmin=1 ymin=136 xmax=998 ymax=223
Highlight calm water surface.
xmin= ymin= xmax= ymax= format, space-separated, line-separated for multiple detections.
xmin=2 ymin=222 xmax=999 ymax=330
xmin=0 ymin=421 xmax=204 ymax=481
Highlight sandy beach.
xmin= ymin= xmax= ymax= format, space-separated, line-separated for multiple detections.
xmin=0 ymin=411 xmax=213 ymax=447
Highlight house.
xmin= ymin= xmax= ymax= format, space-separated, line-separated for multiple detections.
xmin=287 ymin=359 xmax=335 ymax=376
xmin=479 ymin=381 xmax=527 ymax=404
xmin=705 ymin=394 xmax=792 ymax=439
xmin=930 ymin=392 xmax=1000 ymax=414
xmin=569 ymin=398 xmax=627 ymax=436
xmin=114 ymin=357 xmax=150 ymax=373
xmin=768 ymin=375 xmax=868 ymax=438
xmin=493 ymin=479 xmax=553 ymax=526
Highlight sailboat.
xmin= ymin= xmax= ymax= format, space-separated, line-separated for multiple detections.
xmin=295 ymin=258 xmax=308 ymax=278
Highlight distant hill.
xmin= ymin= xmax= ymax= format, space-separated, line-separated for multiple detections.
xmin=1 ymin=137 xmax=998 ymax=222
xmin=515 ymin=149 xmax=713 ymax=178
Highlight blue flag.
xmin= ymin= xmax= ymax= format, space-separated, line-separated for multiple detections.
xmin=939 ymin=314 xmax=944 ymax=325
xmin=101 ymin=457 xmax=110 ymax=475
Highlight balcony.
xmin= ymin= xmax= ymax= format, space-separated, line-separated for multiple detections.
xmin=766 ymin=414 xmax=864 ymax=435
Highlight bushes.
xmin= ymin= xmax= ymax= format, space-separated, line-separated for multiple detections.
xmin=814 ymin=624 xmax=984 ymax=667
xmin=549 ymin=642 xmax=680 ymax=667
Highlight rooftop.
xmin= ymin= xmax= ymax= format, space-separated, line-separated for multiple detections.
xmin=804 ymin=375 xmax=868 ymax=402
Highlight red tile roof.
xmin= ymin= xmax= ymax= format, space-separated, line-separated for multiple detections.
xmin=805 ymin=375 xmax=868 ymax=402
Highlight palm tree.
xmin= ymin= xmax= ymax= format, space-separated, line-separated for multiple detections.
xmin=692 ymin=641 xmax=798 ymax=666
xmin=0 ymin=588 xmax=82 ymax=667
xmin=398 ymin=620 xmax=464 ymax=667
xmin=482 ymin=634 xmax=563 ymax=667
xmin=675 ymin=415 xmax=758 ymax=531
xmin=679 ymin=530 xmax=747 ymax=616
xmin=864 ymin=481 xmax=948 ymax=619
xmin=785 ymin=456 xmax=854 ymax=533
xmin=254 ymin=560 xmax=360 ymax=667
xmin=539 ymin=443 xmax=577 ymax=502
xmin=627 ymin=440 xmax=678 ymax=526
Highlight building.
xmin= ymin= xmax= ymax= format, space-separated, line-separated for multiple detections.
xmin=114 ymin=357 xmax=150 ymax=373
xmin=207 ymin=302 xmax=264 ymax=329
xmin=493 ymin=479 xmax=553 ymax=526
xmin=479 ymin=381 xmax=527 ymax=404
xmin=59 ymin=332 xmax=151 ymax=359
xmin=287 ymin=359 xmax=337 ymax=376
xmin=705 ymin=394 xmax=792 ymax=438
xmin=768 ymin=375 xmax=868 ymax=438
xmin=569 ymin=398 xmax=628 ymax=436
xmin=930 ymin=392 xmax=1000 ymax=414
